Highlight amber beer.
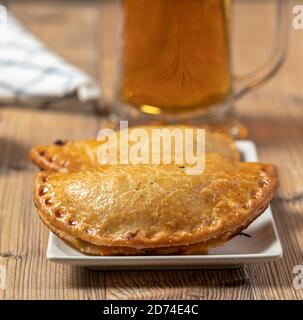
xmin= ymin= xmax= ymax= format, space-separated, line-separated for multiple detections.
xmin=119 ymin=0 xmax=232 ymax=114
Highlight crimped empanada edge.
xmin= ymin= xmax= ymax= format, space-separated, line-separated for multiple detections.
xmin=29 ymin=146 xmax=68 ymax=173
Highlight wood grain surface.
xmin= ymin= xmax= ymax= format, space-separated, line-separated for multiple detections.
xmin=1 ymin=0 xmax=303 ymax=300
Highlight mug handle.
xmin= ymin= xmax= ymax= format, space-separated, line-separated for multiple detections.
xmin=234 ymin=0 xmax=289 ymax=100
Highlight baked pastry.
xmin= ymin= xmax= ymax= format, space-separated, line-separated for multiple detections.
xmin=29 ymin=125 xmax=240 ymax=172
xmin=33 ymin=153 xmax=278 ymax=255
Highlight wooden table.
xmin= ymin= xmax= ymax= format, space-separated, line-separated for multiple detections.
xmin=1 ymin=0 xmax=303 ymax=300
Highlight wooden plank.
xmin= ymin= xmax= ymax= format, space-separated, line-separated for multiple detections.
xmin=105 ymin=267 xmax=254 ymax=300
xmin=245 ymin=200 xmax=303 ymax=300
xmin=0 ymin=0 xmax=303 ymax=300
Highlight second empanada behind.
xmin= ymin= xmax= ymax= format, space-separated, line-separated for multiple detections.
xmin=29 ymin=125 xmax=240 ymax=172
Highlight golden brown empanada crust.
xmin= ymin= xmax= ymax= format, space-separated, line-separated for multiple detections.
xmin=39 ymin=203 xmax=267 ymax=255
xmin=29 ymin=125 xmax=240 ymax=173
xmin=34 ymin=153 xmax=278 ymax=249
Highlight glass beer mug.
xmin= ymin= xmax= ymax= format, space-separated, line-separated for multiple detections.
xmin=101 ymin=0 xmax=288 ymax=136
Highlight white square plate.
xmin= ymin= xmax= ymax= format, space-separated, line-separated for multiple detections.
xmin=47 ymin=141 xmax=282 ymax=269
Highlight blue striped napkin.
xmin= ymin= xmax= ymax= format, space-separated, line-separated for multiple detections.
xmin=0 ymin=8 xmax=100 ymax=104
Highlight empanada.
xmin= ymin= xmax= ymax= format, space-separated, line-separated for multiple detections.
xmin=29 ymin=125 xmax=240 ymax=172
xmin=34 ymin=153 xmax=278 ymax=254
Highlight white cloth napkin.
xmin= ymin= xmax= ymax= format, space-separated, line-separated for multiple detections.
xmin=0 ymin=9 xmax=100 ymax=103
